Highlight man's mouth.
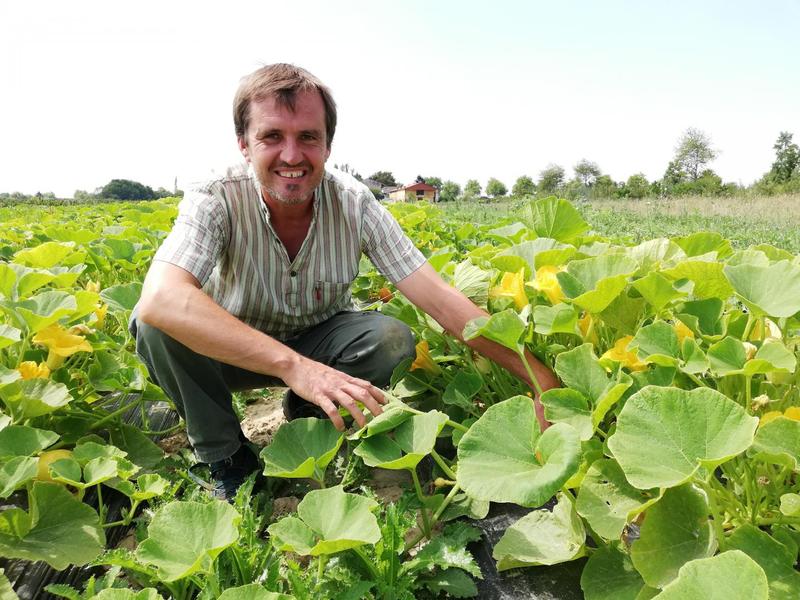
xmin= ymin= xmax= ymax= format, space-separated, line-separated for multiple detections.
xmin=276 ymin=169 xmax=307 ymax=179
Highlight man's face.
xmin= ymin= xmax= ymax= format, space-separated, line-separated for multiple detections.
xmin=238 ymin=89 xmax=331 ymax=206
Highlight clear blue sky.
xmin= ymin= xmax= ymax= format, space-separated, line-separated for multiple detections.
xmin=1 ymin=0 xmax=797 ymax=196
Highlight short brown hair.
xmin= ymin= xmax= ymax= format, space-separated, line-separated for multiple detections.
xmin=233 ymin=63 xmax=337 ymax=148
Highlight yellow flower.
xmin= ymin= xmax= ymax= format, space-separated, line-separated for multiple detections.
xmin=32 ymin=324 xmax=93 ymax=370
xmin=85 ymin=280 xmax=101 ymax=293
xmin=759 ymin=410 xmax=783 ymax=427
xmin=94 ymin=303 xmax=108 ymax=328
xmin=18 ymin=361 xmax=50 ymax=380
xmin=783 ymin=407 xmax=800 ymax=421
xmin=411 ymin=340 xmax=441 ymax=375
xmin=673 ymin=320 xmax=694 ymax=344
xmin=489 ymin=269 xmax=528 ymax=310
xmin=532 ymin=265 xmax=565 ymax=305
xmin=743 ymin=342 xmax=757 ymax=361
xmin=601 ymin=336 xmax=648 ymax=372
xmin=750 ymin=318 xmax=782 ymax=342
xmin=578 ymin=312 xmax=599 ymax=345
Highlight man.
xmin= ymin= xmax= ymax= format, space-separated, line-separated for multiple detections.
xmin=131 ymin=63 xmax=558 ymax=501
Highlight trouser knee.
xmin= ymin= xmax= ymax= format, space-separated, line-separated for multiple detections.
xmin=335 ymin=316 xmax=416 ymax=386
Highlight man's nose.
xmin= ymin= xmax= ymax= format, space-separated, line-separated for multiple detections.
xmin=279 ymin=138 xmax=303 ymax=165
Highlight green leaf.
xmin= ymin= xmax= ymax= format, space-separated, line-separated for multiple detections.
xmin=420 ymin=569 xmax=479 ymax=598
xmin=663 ymin=260 xmax=733 ymax=300
xmin=607 ymin=386 xmax=757 ymax=489
xmin=91 ymin=589 xmax=165 ymax=600
xmin=457 ymin=396 xmax=580 ymax=506
xmin=0 ymin=425 xmax=59 ymax=459
xmin=576 ymin=459 xmax=660 ymax=540
xmin=136 ymin=500 xmax=241 ymax=581
xmin=268 ymin=485 xmax=381 ymax=556
xmin=0 ymin=324 xmax=21 ymax=350
xmin=626 ymin=238 xmax=686 ymax=273
xmin=260 ymin=418 xmax=343 ymax=482
xmin=14 ymin=290 xmax=77 ymax=332
xmin=463 ymin=309 xmax=526 ymax=352
xmin=100 ymin=283 xmax=142 ymax=312
xmin=110 ymin=424 xmax=165 ymax=470
xmin=493 ymin=493 xmax=586 ymax=570
xmin=0 ymin=569 xmax=20 ymax=600
xmin=533 ymin=303 xmax=580 ymax=335
xmin=0 ymin=378 xmax=73 ymax=419
xmin=0 ymin=456 xmax=38 ymax=498
xmin=676 ymin=297 xmax=724 ymax=337
xmin=452 ymin=260 xmax=490 ymax=307
xmin=672 ymin=231 xmax=732 ymax=259
xmin=752 ymin=417 xmax=800 ymax=469
xmin=216 ymin=585 xmax=293 ymax=600
xmin=354 ymin=411 xmax=449 ymax=470
xmin=724 ymin=260 xmax=800 ymax=318
xmin=527 ymin=197 xmax=590 ymax=243
xmin=632 ymin=272 xmax=688 ymax=313
xmin=581 ymin=544 xmax=646 ymax=600
xmin=681 ymin=337 xmax=709 ymax=374
xmin=351 ymin=400 xmax=413 ymax=438
xmin=555 ymin=344 xmax=608 ymax=400
xmin=653 ymin=551 xmax=768 ymax=599
xmin=402 ymin=521 xmax=483 ymax=578
xmin=443 ymin=371 xmax=484 ymax=411
xmin=540 ymin=388 xmax=593 ymax=441
xmin=498 ymin=238 xmax=576 ymax=271
xmin=728 ymin=523 xmax=800 ymax=599
xmin=560 ymin=254 xmax=638 ymax=313
xmin=631 ymin=484 xmax=715 ymax=589
xmin=629 ymin=321 xmax=680 ymax=367
xmin=0 ymin=482 xmax=104 ymax=569
xmin=14 ymin=241 xmax=76 ymax=269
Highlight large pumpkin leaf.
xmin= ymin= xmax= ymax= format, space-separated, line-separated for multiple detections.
xmin=540 ymin=388 xmax=593 ymax=441
xmin=463 ymin=309 xmax=526 ymax=352
xmin=653 ymin=551 xmax=768 ymax=599
xmin=559 ymin=255 xmax=638 ymax=313
xmin=0 ymin=456 xmax=38 ymax=498
xmin=498 ymin=238 xmax=576 ymax=271
xmin=631 ymin=272 xmax=688 ymax=312
xmin=492 ymin=493 xmax=586 ymax=570
xmin=581 ymin=544 xmax=646 ymax=600
xmin=0 ymin=482 xmax=104 ymax=569
xmin=260 ymin=418 xmax=343 ymax=482
xmin=663 ymin=260 xmax=733 ymax=300
xmin=576 ymin=459 xmax=660 ymax=540
xmin=526 ymin=197 xmax=590 ymax=243
xmin=728 ymin=523 xmax=800 ymax=599
xmin=136 ymin=500 xmax=240 ymax=581
xmin=607 ymin=386 xmax=757 ymax=489
xmin=752 ymin=417 xmax=800 ymax=470
xmin=457 ymin=396 xmax=580 ymax=507
xmin=268 ymin=485 xmax=380 ymax=556
xmin=631 ymin=484 xmax=715 ymax=589
xmin=629 ymin=321 xmax=680 ymax=367
xmin=354 ymin=410 xmax=448 ymax=470
xmin=0 ymin=378 xmax=72 ymax=419
xmin=100 ymin=282 xmax=142 ymax=312
xmin=0 ymin=425 xmax=59 ymax=459
xmin=533 ymin=303 xmax=580 ymax=336
xmin=14 ymin=241 xmax=76 ymax=269
xmin=0 ymin=325 xmax=21 ymax=350
xmin=724 ymin=260 xmax=800 ymax=318
xmin=91 ymin=590 xmax=164 ymax=600
xmin=14 ymin=290 xmax=77 ymax=332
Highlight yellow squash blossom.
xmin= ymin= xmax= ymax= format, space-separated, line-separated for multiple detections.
xmin=750 ymin=318 xmax=782 ymax=342
xmin=32 ymin=323 xmax=93 ymax=370
xmin=410 ymin=340 xmax=441 ymax=375
xmin=601 ymin=336 xmax=648 ymax=372
xmin=784 ymin=407 xmax=800 ymax=421
xmin=759 ymin=410 xmax=783 ymax=428
xmin=673 ymin=320 xmax=694 ymax=344
xmin=489 ymin=269 xmax=528 ymax=310
xmin=578 ymin=312 xmax=599 ymax=345
xmin=94 ymin=303 xmax=108 ymax=328
xmin=532 ymin=265 xmax=565 ymax=305
xmin=17 ymin=361 xmax=50 ymax=380
xmin=85 ymin=280 xmax=101 ymax=293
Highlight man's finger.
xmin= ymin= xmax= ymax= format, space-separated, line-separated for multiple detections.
xmin=346 ymin=384 xmax=383 ymax=417
xmin=319 ymin=397 xmax=346 ymax=431
xmin=333 ymin=389 xmax=368 ymax=428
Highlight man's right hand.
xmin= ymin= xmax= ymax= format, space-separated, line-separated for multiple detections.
xmin=281 ymin=356 xmax=387 ymax=431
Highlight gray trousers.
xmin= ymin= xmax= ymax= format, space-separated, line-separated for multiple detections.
xmin=130 ymin=310 xmax=415 ymax=463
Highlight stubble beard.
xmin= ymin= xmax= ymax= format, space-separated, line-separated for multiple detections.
xmin=255 ymin=167 xmax=319 ymax=206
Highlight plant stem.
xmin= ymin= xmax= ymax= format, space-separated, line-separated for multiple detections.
xmin=699 ymin=479 xmax=727 ymax=551
xmin=352 ymin=546 xmax=381 ymax=581
xmin=742 ymin=313 xmax=756 ymax=344
xmin=410 ymin=468 xmax=432 ymax=539
xmin=89 ymin=396 xmax=144 ymax=431
xmin=517 ymin=349 xmax=544 ymax=397
xmin=430 ymin=450 xmax=457 ymax=480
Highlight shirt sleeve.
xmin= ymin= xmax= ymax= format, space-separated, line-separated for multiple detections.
xmin=153 ymin=184 xmax=230 ymax=286
xmin=361 ymin=192 xmax=426 ymax=283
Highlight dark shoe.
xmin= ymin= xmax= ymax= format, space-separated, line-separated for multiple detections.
xmin=208 ymin=443 xmax=260 ymax=503
xmin=282 ymin=389 xmax=327 ymax=421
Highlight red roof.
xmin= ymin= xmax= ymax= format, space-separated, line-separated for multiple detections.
xmin=403 ymin=182 xmax=436 ymax=191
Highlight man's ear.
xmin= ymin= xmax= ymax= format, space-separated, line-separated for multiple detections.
xmin=238 ymin=136 xmax=250 ymax=162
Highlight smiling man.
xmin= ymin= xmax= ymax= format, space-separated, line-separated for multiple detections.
xmin=131 ymin=63 xmax=558 ymax=501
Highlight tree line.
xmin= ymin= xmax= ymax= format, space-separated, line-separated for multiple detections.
xmin=365 ymin=129 xmax=800 ymax=202
xmin=0 ymin=179 xmax=182 ymax=204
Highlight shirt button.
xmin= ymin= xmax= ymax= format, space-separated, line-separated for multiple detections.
xmin=290 ymin=271 xmax=297 ymax=277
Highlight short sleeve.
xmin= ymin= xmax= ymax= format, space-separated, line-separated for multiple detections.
xmin=153 ymin=185 xmax=230 ymax=285
xmin=361 ymin=193 xmax=426 ymax=283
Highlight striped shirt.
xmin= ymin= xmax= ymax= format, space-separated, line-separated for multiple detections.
xmin=154 ymin=163 xmax=426 ymax=340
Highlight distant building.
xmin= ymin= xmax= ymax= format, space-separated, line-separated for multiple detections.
xmin=387 ymin=182 xmax=438 ymax=203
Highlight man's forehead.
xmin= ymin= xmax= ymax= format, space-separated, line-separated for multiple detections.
xmin=248 ymin=92 xmax=325 ymax=125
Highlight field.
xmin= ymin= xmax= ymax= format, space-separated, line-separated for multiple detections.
xmin=1 ymin=195 xmax=800 ymax=599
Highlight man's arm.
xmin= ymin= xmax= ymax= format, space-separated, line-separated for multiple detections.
xmin=136 ymin=261 xmax=385 ymax=430
xmin=394 ymin=263 xmax=559 ymax=425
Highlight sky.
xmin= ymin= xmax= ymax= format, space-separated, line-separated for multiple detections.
xmin=1 ymin=0 xmax=798 ymax=197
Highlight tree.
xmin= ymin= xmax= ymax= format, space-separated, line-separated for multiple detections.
xmin=626 ymin=173 xmax=650 ymax=199
xmin=593 ymin=175 xmax=617 ymax=199
xmin=538 ymin=164 xmax=565 ymax=194
xmin=463 ymin=179 xmax=481 ymax=198
xmin=439 ymin=181 xmax=461 ymax=202
xmin=414 ymin=175 xmax=426 ymax=184
xmin=100 ymin=179 xmax=157 ymax=200
xmin=367 ymin=171 xmax=397 ymax=187
xmin=573 ymin=159 xmax=601 ymax=187
xmin=673 ymin=128 xmax=717 ymax=181
xmin=770 ymin=131 xmax=799 ymax=183
xmin=486 ymin=178 xmax=507 ymax=198
xmin=423 ymin=176 xmax=442 ymax=190
xmin=511 ymin=175 xmax=536 ymax=197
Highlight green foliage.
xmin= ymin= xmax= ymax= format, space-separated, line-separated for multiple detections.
xmin=367 ymin=171 xmax=397 ymax=187
xmin=423 ymin=176 xmax=442 ymax=190
xmin=770 ymin=131 xmax=799 ymax=183
xmin=672 ymin=127 xmax=718 ymax=182
xmin=574 ymin=159 xmax=601 ymax=187
xmin=439 ymin=180 xmax=461 ymax=202
xmin=538 ymin=164 xmax=565 ymax=194
xmin=625 ymin=173 xmax=650 ymax=199
xmin=511 ymin=175 xmax=536 ymax=197
xmin=485 ymin=178 xmax=507 ymax=198
xmin=463 ymin=179 xmax=481 ymax=198
xmin=100 ymin=179 xmax=159 ymax=201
